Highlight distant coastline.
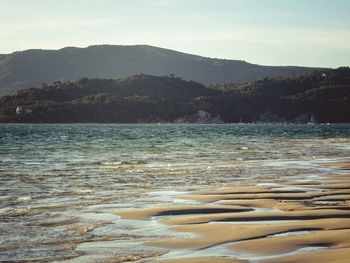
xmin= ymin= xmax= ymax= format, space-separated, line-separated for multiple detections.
xmin=1 ymin=67 xmax=349 ymax=124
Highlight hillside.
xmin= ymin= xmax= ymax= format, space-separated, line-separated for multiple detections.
xmin=0 ymin=45 xmax=316 ymax=97
xmin=0 ymin=75 xmax=219 ymax=123
xmin=207 ymin=67 xmax=350 ymax=123
xmin=0 ymin=68 xmax=349 ymax=123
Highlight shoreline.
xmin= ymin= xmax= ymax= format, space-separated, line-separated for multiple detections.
xmin=113 ymin=159 xmax=350 ymax=263
xmin=2 ymin=123 xmax=350 ymax=263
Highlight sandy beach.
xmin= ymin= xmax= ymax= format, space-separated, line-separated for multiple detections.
xmin=115 ymin=159 xmax=350 ymax=262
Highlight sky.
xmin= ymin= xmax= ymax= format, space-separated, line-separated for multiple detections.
xmin=1 ymin=0 xmax=349 ymax=67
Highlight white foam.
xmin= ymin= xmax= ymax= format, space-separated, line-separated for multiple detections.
xmin=16 ymin=196 xmax=32 ymax=202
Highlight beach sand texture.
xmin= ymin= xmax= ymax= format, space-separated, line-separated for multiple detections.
xmin=115 ymin=160 xmax=350 ymax=263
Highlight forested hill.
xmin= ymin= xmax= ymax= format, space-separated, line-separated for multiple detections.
xmin=0 ymin=67 xmax=349 ymax=123
xmin=0 ymin=44 xmax=316 ymax=96
xmin=208 ymin=67 xmax=350 ymax=123
xmin=0 ymin=75 xmax=219 ymax=123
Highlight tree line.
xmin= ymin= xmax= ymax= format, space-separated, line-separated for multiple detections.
xmin=0 ymin=67 xmax=349 ymax=123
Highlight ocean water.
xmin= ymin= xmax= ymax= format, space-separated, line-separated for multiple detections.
xmin=1 ymin=123 xmax=350 ymax=262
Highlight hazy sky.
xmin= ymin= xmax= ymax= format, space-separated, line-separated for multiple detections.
xmin=1 ymin=0 xmax=349 ymax=67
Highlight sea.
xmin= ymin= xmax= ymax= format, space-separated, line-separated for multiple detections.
xmin=1 ymin=123 xmax=350 ymax=262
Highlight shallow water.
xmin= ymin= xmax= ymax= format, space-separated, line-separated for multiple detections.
xmin=1 ymin=123 xmax=350 ymax=262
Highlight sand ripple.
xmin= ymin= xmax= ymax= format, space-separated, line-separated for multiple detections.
xmin=114 ymin=159 xmax=350 ymax=262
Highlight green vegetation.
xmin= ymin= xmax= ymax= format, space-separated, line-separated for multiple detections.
xmin=0 ymin=67 xmax=349 ymax=123
xmin=208 ymin=67 xmax=350 ymax=123
xmin=0 ymin=45 xmax=316 ymax=97
xmin=0 ymin=75 xmax=217 ymax=123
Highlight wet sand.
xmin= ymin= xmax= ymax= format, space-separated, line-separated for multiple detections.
xmin=156 ymin=258 xmax=248 ymax=263
xmin=114 ymin=159 xmax=350 ymax=262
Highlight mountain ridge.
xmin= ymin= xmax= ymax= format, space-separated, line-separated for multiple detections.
xmin=0 ymin=44 xmax=318 ymax=97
